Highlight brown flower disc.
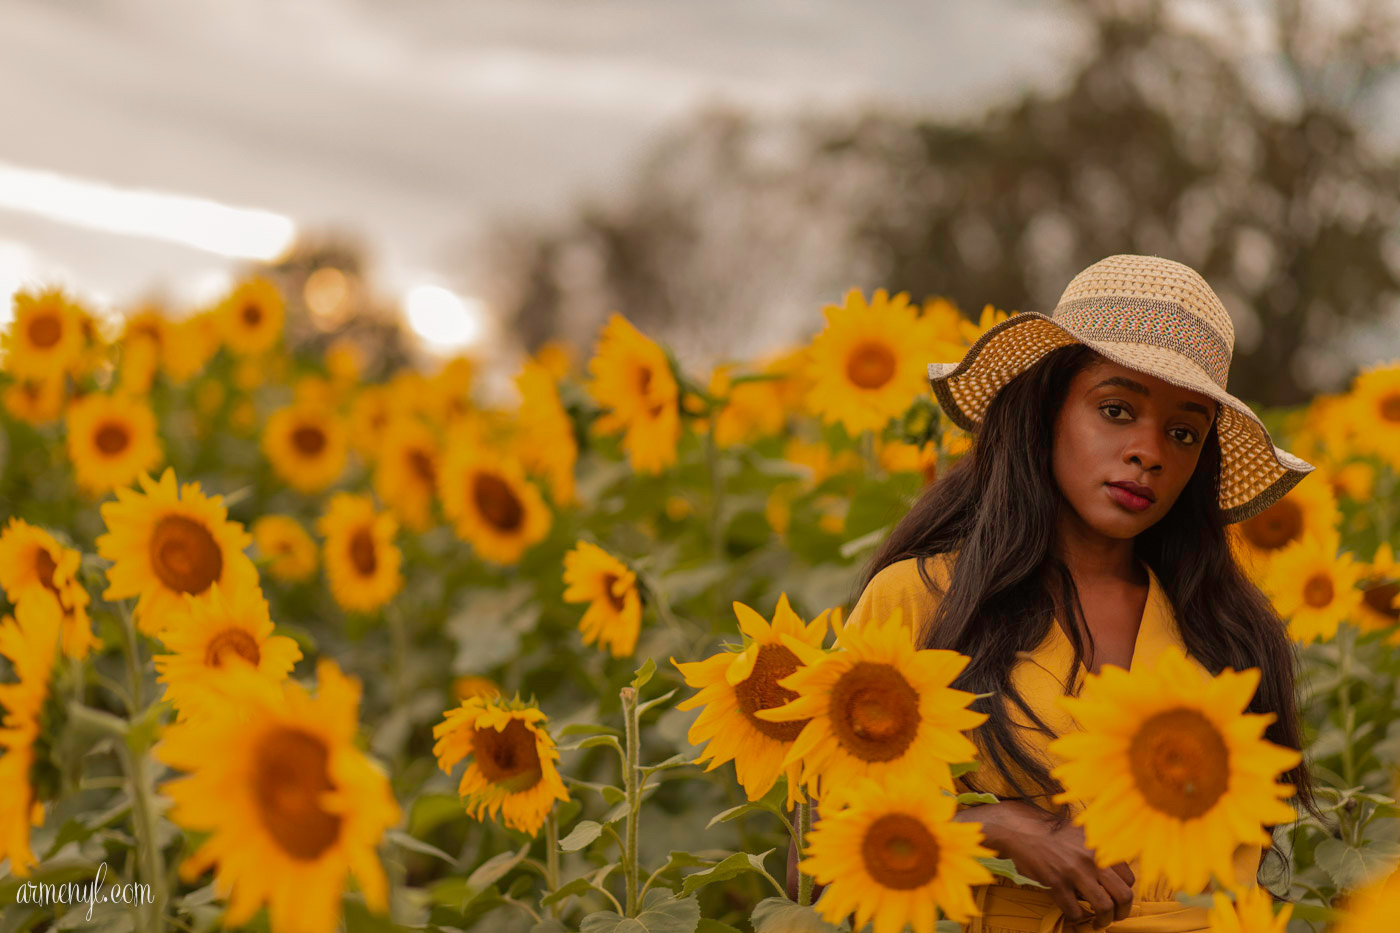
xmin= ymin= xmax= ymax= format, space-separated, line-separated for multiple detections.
xmin=861 ymin=813 xmax=941 ymax=890
xmin=1129 ymin=708 xmax=1230 ymax=819
xmin=252 ymin=727 xmax=343 ymax=860
xmin=734 ymin=644 xmax=808 ymax=742
xmin=150 ymin=515 xmax=223 ymax=594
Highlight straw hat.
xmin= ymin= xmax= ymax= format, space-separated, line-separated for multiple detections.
xmin=927 ymin=254 xmax=1313 ymax=524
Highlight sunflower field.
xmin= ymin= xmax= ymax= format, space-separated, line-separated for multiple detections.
xmin=3 ymin=278 xmax=1400 ymax=933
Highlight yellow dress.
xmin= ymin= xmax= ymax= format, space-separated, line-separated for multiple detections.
xmin=844 ymin=554 xmax=1262 ymax=933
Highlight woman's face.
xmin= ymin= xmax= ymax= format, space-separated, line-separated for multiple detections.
xmin=1051 ymin=358 xmax=1218 ymax=540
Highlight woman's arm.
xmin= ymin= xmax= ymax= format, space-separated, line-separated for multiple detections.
xmin=955 ymin=801 xmax=1135 ymax=931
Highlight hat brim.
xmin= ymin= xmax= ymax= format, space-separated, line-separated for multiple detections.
xmin=926 ymin=311 xmax=1314 ymax=525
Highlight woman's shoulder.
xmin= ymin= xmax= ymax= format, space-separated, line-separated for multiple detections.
xmin=847 ymin=552 xmax=958 ymax=631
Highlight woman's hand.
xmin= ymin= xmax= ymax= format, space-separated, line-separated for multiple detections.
xmin=957 ymin=800 xmax=1134 ymax=930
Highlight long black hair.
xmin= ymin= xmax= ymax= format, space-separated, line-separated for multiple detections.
xmin=858 ymin=343 xmax=1317 ymax=869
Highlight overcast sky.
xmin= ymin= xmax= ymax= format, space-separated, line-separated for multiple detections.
xmin=0 ymin=0 xmax=1088 ymax=327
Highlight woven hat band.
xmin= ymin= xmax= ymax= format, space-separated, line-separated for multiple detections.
xmin=1054 ymin=296 xmax=1232 ymax=390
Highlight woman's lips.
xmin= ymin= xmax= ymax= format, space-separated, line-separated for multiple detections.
xmin=1106 ymin=483 xmax=1153 ymax=511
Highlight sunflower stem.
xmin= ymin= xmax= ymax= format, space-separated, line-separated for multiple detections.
xmin=621 ymin=685 xmax=641 ymax=916
xmin=705 ymin=426 xmax=724 ymax=565
xmin=796 ymin=795 xmax=814 ymax=907
xmin=545 ymin=807 xmax=561 ymax=917
xmin=117 ymin=601 xmax=144 ymax=710
xmin=121 ymin=741 xmax=167 ymax=932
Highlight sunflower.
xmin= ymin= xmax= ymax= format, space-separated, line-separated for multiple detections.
xmin=534 ymin=339 xmax=574 ymax=381
xmin=316 ymin=494 xmax=402 ymax=614
xmin=805 ymin=289 xmax=944 ymax=437
xmin=431 ymin=695 xmax=569 ymax=837
xmin=262 ymin=402 xmax=349 ymax=495
xmin=562 ymin=541 xmax=643 ymax=657
xmin=218 ymin=277 xmax=285 ymax=356
xmin=426 ymin=356 xmax=477 ymax=427
xmin=800 ymin=773 xmax=994 ymax=932
xmin=587 ymin=313 xmax=681 ymax=474
xmin=0 ymin=597 xmax=63 ymax=878
xmin=1334 ymin=864 xmax=1400 ymax=933
xmin=97 ymin=468 xmax=259 ymax=636
xmin=325 ymin=338 xmax=363 ymax=389
xmin=65 ymin=392 xmax=163 ymax=495
xmin=1346 ymin=360 xmax=1400 ymax=469
xmin=1262 ymin=533 xmax=1364 ymax=643
xmin=3 ymin=287 xmax=84 ymax=380
xmin=155 ymin=658 xmax=400 ymax=933
xmin=438 ymin=445 xmax=551 ymax=565
xmin=251 ymin=515 xmax=318 ymax=583
xmin=2 ymin=376 xmax=65 ymax=425
xmin=515 ymin=359 xmax=577 ymax=506
xmin=372 ymin=417 xmax=440 ymax=532
xmin=672 ymin=595 xmax=833 ymax=808
xmin=877 ymin=439 xmax=939 ymax=486
xmin=1228 ymin=475 xmax=1339 ymax=583
xmin=1048 ymin=647 xmax=1301 ymax=894
xmin=1355 ymin=542 xmax=1400 ymax=639
xmin=709 ymin=363 xmax=787 ymax=448
xmin=348 ymin=385 xmax=395 ymax=460
xmin=1205 ymin=884 xmax=1292 ymax=933
xmin=0 ymin=518 xmax=99 ymax=659
xmin=154 ymin=583 xmax=303 ymax=722
xmin=756 ymin=607 xmax=986 ymax=796
xmin=452 ymin=676 xmax=502 ymax=703
xmin=164 ymin=311 xmax=221 ymax=384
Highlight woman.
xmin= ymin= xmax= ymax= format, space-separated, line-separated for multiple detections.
xmin=789 ymin=255 xmax=1319 ymax=931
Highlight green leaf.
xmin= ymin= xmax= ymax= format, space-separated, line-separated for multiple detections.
xmin=559 ymin=722 xmax=624 ymax=738
xmin=750 ymin=897 xmax=843 ymax=933
xmin=950 ymin=760 xmax=979 ymax=778
xmin=531 ymin=921 xmax=571 ymax=933
xmin=637 ymin=688 xmax=678 ymax=718
xmin=680 ymin=849 xmax=776 ymax=897
xmin=705 ymin=799 xmax=782 ymax=830
xmin=641 ymin=752 xmax=695 ymax=776
xmin=978 ymin=857 xmax=1049 ymax=889
xmin=632 ymin=658 xmax=657 ymax=690
xmin=1289 ymin=902 xmax=1344 ymax=923
xmin=386 ymin=829 xmax=459 ymax=867
xmin=542 ymin=875 xmax=603 ymax=908
xmin=697 ymin=922 xmax=743 ymax=933
xmin=955 ymin=792 xmax=999 ymax=806
xmin=561 ymin=734 xmax=627 ymax=756
xmin=1313 ymin=838 xmax=1400 ymax=890
xmin=560 ymin=820 xmax=606 ymax=852
xmin=580 ymin=889 xmax=701 ymax=933
xmin=466 ymin=843 xmax=530 ymax=890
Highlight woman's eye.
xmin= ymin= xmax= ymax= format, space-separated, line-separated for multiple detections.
xmin=1171 ymin=428 xmax=1199 ymax=446
xmin=1100 ymin=404 xmax=1130 ymax=421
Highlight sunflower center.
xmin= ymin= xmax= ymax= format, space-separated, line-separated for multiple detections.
xmin=95 ymin=421 xmax=131 ymax=455
xmin=1363 ymin=580 xmax=1400 ymax=620
xmin=241 ymin=303 xmax=263 ymax=327
xmin=846 ymin=342 xmax=897 ymax=390
xmin=600 ymin=573 xmax=629 ymax=614
xmin=1129 ymin=708 xmax=1230 ymax=819
xmin=1240 ymin=500 xmax=1302 ymax=551
xmin=292 ymin=426 xmax=327 ymax=456
xmin=349 ymin=528 xmax=377 ymax=575
xmin=829 ymin=661 xmax=921 ymax=761
xmin=734 ymin=644 xmax=808 ymax=742
xmin=252 ymin=727 xmax=342 ymax=861
xmin=28 ymin=313 xmax=62 ymax=349
xmin=1303 ymin=573 xmax=1334 ymax=609
xmin=473 ymin=473 xmax=524 ymax=532
xmin=1380 ymin=393 xmax=1400 ymax=423
xmin=408 ymin=449 xmax=436 ymax=485
xmin=150 ymin=515 xmax=224 ymax=594
xmin=471 ymin=718 xmax=544 ymax=793
xmin=204 ymin=628 xmax=261 ymax=668
xmin=861 ymin=813 xmax=941 ymax=890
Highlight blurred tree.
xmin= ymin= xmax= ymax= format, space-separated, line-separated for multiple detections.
xmin=484 ymin=0 xmax=1400 ymax=405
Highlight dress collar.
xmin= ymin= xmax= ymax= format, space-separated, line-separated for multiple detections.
xmin=1034 ymin=559 xmax=1179 ymax=680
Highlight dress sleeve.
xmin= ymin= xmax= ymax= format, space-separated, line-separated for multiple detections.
xmin=845 ymin=556 xmax=948 ymax=636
